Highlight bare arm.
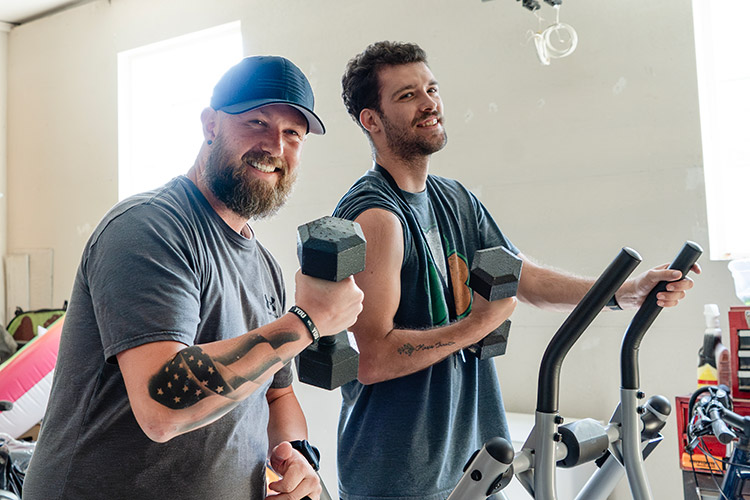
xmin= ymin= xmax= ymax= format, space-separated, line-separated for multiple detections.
xmin=516 ymin=254 xmax=593 ymax=312
xmin=117 ymin=270 xmax=363 ymax=443
xmin=516 ymin=253 xmax=701 ymax=311
xmin=265 ymin=386 xmax=323 ymax=499
xmin=351 ymin=208 xmax=516 ymax=385
xmin=266 ymin=385 xmax=307 ymax=452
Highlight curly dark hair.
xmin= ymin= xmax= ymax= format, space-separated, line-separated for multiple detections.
xmin=341 ymin=41 xmax=428 ymax=132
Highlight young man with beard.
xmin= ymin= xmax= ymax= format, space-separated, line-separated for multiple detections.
xmin=24 ymin=56 xmax=363 ymax=500
xmin=332 ymin=41 xmax=699 ymax=500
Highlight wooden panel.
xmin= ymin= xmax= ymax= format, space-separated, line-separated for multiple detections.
xmin=24 ymin=249 xmax=53 ymax=310
xmin=4 ymin=254 xmax=29 ymax=323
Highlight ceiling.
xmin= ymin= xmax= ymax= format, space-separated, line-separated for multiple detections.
xmin=0 ymin=0 xmax=91 ymax=25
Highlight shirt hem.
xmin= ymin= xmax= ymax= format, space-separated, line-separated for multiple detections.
xmin=339 ymin=489 xmax=453 ymax=500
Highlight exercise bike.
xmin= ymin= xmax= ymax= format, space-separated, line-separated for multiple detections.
xmin=449 ymin=241 xmax=702 ymax=500
xmin=686 ymin=384 xmax=750 ymax=499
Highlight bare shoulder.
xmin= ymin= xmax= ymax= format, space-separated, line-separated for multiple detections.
xmin=354 ymin=209 xmax=404 ymax=263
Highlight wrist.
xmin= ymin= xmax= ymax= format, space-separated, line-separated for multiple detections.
xmin=606 ymin=293 xmax=622 ymax=311
xmin=289 ymin=306 xmax=320 ymax=343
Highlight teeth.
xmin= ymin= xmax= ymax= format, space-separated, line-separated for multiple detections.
xmin=419 ymin=118 xmax=438 ymax=127
xmin=250 ymin=161 xmax=276 ymax=173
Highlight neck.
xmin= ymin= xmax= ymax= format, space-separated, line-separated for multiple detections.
xmin=186 ymin=155 xmax=253 ymax=238
xmin=374 ymin=151 xmax=430 ymax=193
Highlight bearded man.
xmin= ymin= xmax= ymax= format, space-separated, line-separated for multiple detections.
xmin=24 ymin=56 xmax=363 ymax=500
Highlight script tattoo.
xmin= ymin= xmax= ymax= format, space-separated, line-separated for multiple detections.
xmin=148 ymin=331 xmax=300 ymax=409
xmin=397 ymin=340 xmax=456 ymax=357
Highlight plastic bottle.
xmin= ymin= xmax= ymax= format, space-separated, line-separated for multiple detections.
xmin=715 ymin=339 xmax=731 ymax=389
xmin=698 ymin=304 xmax=730 ymax=388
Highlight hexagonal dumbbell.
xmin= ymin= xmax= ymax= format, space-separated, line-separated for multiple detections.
xmin=466 ymin=246 xmax=522 ymax=360
xmin=294 ymin=216 xmax=366 ymax=390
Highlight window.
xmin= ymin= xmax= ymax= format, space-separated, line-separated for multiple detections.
xmin=118 ymin=22 xmax=243 ymax=200
xmin=693 ymin=1 xmax=750 ymax=260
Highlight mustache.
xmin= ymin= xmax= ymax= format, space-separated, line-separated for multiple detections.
xmin=240 ymin=151 xmax=288 ymax=173
xmin=412 ymin=111 xmax=442 ymax=127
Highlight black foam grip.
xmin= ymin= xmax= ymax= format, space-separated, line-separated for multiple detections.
xmin=620 ymin=241 xmax=702 ymax=389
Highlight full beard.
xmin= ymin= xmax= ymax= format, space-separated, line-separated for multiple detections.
xmin=202 ymin=138 xmax=297 ymax=220
xmin=381 ymin=111 xmax=448 ymax=161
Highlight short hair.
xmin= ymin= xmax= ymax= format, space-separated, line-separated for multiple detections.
xmin=341 ymin=41 xmax=428 ymax=132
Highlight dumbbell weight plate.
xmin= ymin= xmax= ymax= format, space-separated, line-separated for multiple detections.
xmin=466 ymin=320 xmax=511 ymax=360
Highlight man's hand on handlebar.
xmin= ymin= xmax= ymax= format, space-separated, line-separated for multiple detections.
xmin=267 ymin=441 xmax=322 ymax=499
xmin=614 ymin=262 xmax=701 ymax=310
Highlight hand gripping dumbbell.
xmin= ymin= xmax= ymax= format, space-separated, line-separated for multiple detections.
xmin=294 ymin=216 xmax=366 ymax=390
xmin=466 ymin=246 xmax=523 ymax=360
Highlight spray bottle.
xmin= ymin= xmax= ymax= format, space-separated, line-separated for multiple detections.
xmin=697 ymin=304 xmax=731 ymax=388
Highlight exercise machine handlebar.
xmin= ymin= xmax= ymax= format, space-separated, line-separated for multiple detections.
xmin=620 ymin=241 xmax=702 ymax=390
xmin=620 ymin=241 xmax=702 ymax=500
xmin=536 ymin=247 xmax=642 ymax=414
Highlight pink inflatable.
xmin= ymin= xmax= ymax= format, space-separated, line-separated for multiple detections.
xmin=0 ymin=317 xmax=64 ymax=438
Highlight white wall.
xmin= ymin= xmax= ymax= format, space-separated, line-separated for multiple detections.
xmin=0 ymin=22 xmax=9 ymax=325
xmin=6 ymin=0 xmax=742 ymax=498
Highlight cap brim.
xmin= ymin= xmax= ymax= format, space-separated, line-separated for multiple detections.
xmin=217 ymin=99 xmax=325 ymax=135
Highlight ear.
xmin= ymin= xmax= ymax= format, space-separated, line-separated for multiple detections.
xmin=359 ymin=108 xmax=381 ymax=135
xmin=200 ymin=107 xmax=218 ymax=143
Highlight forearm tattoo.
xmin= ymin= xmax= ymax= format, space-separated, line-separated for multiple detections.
xmin=149 ymin=332 xmax=300 ymax=409
xmin=397 ymin=340 xmax=456 ymax=357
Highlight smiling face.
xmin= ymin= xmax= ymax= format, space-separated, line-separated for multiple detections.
xmin=373 ymin=62 xmax=447 ymax=160
xmin=202 ymin=104 xmax=307 ymax=219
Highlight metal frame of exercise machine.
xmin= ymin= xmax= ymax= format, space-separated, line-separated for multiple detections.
xmin=449 ymin=241 xmax=703 ymax=500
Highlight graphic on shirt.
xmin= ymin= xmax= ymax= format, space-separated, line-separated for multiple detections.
xmin=422 ymin=224 xmax=448 ymax=281
xmin=423 ymin=237 xmax=473 ymax=326
xmin=264 ymin=293 xmax=278 ymax=316
xmin=447 ymin=250 xmax=472 ymax=319
xmin=425 ymin=257 xmax=449 ymax=326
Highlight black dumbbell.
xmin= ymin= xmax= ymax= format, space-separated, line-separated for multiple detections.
xmin=294 ymin=216 xmax=366 ymax=390
xmin=466 ymin=246 xmax=522 ymax=360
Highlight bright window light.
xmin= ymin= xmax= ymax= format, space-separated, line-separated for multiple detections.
xmin=693 ymin=1 xmax=750 ymax=260
xmin=118 ymin=21 xmax=243 ymax=200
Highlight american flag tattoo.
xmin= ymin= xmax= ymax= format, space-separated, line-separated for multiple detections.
xmin=149 ymin=346 xmax=232 ymax=409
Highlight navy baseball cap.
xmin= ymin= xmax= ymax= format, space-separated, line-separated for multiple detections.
xmin=210 ymin=56 xmax=325 ymax=135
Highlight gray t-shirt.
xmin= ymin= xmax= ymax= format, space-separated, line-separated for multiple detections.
xmin=402 ymin=189 xmax=448 ymax=283
xmin=24 ymin=176 xmax=292 ymax=500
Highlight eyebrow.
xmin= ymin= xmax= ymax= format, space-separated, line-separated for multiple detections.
xmin=248 ymin=107 xmax=306 ymax=129
xmin=389 ymin=80 xmax=439 ymax=100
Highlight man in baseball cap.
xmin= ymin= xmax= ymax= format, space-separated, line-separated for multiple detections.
xmin=211 ymin=55 xmax=325 ymax=134
xmin=24 ymin=55 xmax=361 ymax=500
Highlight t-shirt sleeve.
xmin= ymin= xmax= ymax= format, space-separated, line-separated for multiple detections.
xmin=271 ymin=362 xmax=294 ymax=388
xmin=270 ymin=263 xmax=292 ymax=389
xmin=333 ymin=176 xmax=404 ymax=224
xmin=84 ymin=205 xmax=201 ymax=363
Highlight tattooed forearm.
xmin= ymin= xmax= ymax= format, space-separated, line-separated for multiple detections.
xmin=397 ymin=340 xmax=456 ymax=357
xmin=213 ymin=331 xmax=300 ymax=365
xmin=149 ymin=331 xmax=301 ymax=409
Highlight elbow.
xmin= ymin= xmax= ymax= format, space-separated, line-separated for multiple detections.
xmin=356 ymin=353 xmax=388 ymax=385
xmin=132 ymin=409 xmax=180 ymax=443
xmin=357 ymin=370 xmax=379 ymax=386
xmin=142 ymin=426 xmax=176 ymax=443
